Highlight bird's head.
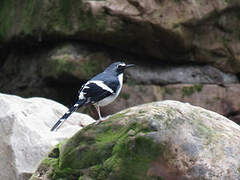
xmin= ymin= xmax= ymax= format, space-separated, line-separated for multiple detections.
xmin=105 ymin=61 xmax=135 ymax=75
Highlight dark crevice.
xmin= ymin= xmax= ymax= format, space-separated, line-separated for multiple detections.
xmin=225 ymin=111 xmax=240 ymax=118
xmin=44 ymin=75 xmax=85 ymax=87
xmin=226 ymin=111 xmax=240 ymax=125
xmin=0 ymin=45 xmax=11 ymax=69
xmin=236 ymin=73 xmax=240 ymax=81
xmin=1 ymin=35 xmax=207 ymax=69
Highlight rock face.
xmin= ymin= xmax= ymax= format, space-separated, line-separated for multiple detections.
xmin=163 ymin=84 xmax=240 ymax=123
xmin=0 ymin=43 xmax=113 ymax=105
xmin=30 ymin=101 xmax=240 ymax=180
xmin=1 ymin=0 xmax=240 ymax=72
xmin=0 ymin=93 xmax=95 ymax=180
xmin=1 ymin=41 xmax=239 ymax=113
xmin=127 ymin=65 xmax=239 ymax=85
xmin=100 ymin=84 xmax=240 ymax=125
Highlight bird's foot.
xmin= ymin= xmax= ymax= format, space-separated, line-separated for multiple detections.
xmin=95 ymin=115 xmax=110 ymax=125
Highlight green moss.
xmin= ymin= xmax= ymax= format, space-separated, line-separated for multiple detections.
xmin=182 ymin=84 xmax=203 ymax=97
xmin=88 ymin=135 xmax=166 ymax=180
xmin=48 ymin=146 xmax=60 ymax=158
xmin=164 ymin=87 xmax=175 ymax=95
xmin=0 ymin=0 xmax=14 ymax=40
xmin=78 ymin=175 xmax=93 ymax=180
xmin=41 ymin=157 xmax=58 ymax=167
xmin=54 ymin=58 xmax=76 ymax=74
xmin=110 ymin=111 xmax=129 ymax=120
xmin=96 ymin=125 xmax=126 ymax=145
xmin=82 ymin=61 xmax=99 ymax=78
xmin=119 ymin=93 xmax=130 ymax=100
xmin=22 ymin=0 xmax=43 ymax=35
xmin=57 ymin=0 xmax=73 ymax=29
xmin=95 ymin=15 xmax=107 ymax=32
xmin=198 ymin=125 xmax=218 ymax=145
xmin=45 ymin=114 xmax=165 ymax=179
xmin=44 ymin=0 xmax=82 ymax=33
xmin=0 ymin=0 xmax=110 ymax=42
xmin=78 ymin=12 xmax=107 ymax=33
xmin=113 ymin=136 xmax=165 ymax=180
xmin=51 ymin=166 xmax=81 ymax=180
xmin=224 ymin=0 xmax=233 ymax=3
xmin=126 ymin=80 xmax=138 ymax=86
xmin=191 ymin=113 xmax=220 ymax=145
xmin=59 ymin=0 xmax=71 ymax=18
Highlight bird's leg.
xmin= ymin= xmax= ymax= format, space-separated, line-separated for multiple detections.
xmin=94 ymin=105 xmax=102 ymax=124
xmin=95 ymin=105 xmax=103 ymax=119
xmin=94 ymin=105 xmax=108 ymax=124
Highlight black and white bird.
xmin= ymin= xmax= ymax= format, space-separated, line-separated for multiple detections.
xmin=50 ymin=61 xmax=135 ymax=131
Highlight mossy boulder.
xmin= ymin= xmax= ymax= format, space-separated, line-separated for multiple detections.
xmin=31 ymin=101 xmax=240 ymax=180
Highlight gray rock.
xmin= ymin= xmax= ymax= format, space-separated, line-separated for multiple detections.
xmin=31 ymin=101 xmax=240 ymax=180
xmin=0 ymin=93 xmax=95 ymax=180
xmin=127 ymin=65 xmax=239 ymax=85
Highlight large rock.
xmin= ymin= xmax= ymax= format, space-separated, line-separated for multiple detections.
xmin=30 ymin=101 xmax=240 ymax=180
xmin=1 ymin=0 xmax=240 ymax=72
xmin=0 ymin=93 xmax=95 ymax=180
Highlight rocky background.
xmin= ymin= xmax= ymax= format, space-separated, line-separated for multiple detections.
xmin=1 ymin=0 xmax=240 ymax=123
xmin=1 ymin=1 xmax=240 ymax=179
xmin=1 ymin=0 xmax=240 ymax=124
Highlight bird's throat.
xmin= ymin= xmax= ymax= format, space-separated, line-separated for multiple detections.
xmin=118 ymin=73 xmax=123 ymax=87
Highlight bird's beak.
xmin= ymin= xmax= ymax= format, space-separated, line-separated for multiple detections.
xmin=125 ymin=64 xmax=135 ymax=69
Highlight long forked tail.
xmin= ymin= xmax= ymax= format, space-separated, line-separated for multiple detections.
xmin=51 ymin=99 xmax=86 ymax=132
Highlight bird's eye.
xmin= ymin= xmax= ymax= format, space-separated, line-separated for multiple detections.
xmin=117 ymin=63 xmax=126 ymax=69
xmin=117 ymin=65 xmax=123 ymax=69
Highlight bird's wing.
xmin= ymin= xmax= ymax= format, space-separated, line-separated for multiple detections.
xmin=81 ymin=80 xmax=114 ymax=103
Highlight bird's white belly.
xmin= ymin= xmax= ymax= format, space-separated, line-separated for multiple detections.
xmin=97 ymin=74 xmax=123 ymax=107
xmin=97 ymin=94 xmax=117 ymax=107
xmin=97 ymin=86 xmax=121 ymax=106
